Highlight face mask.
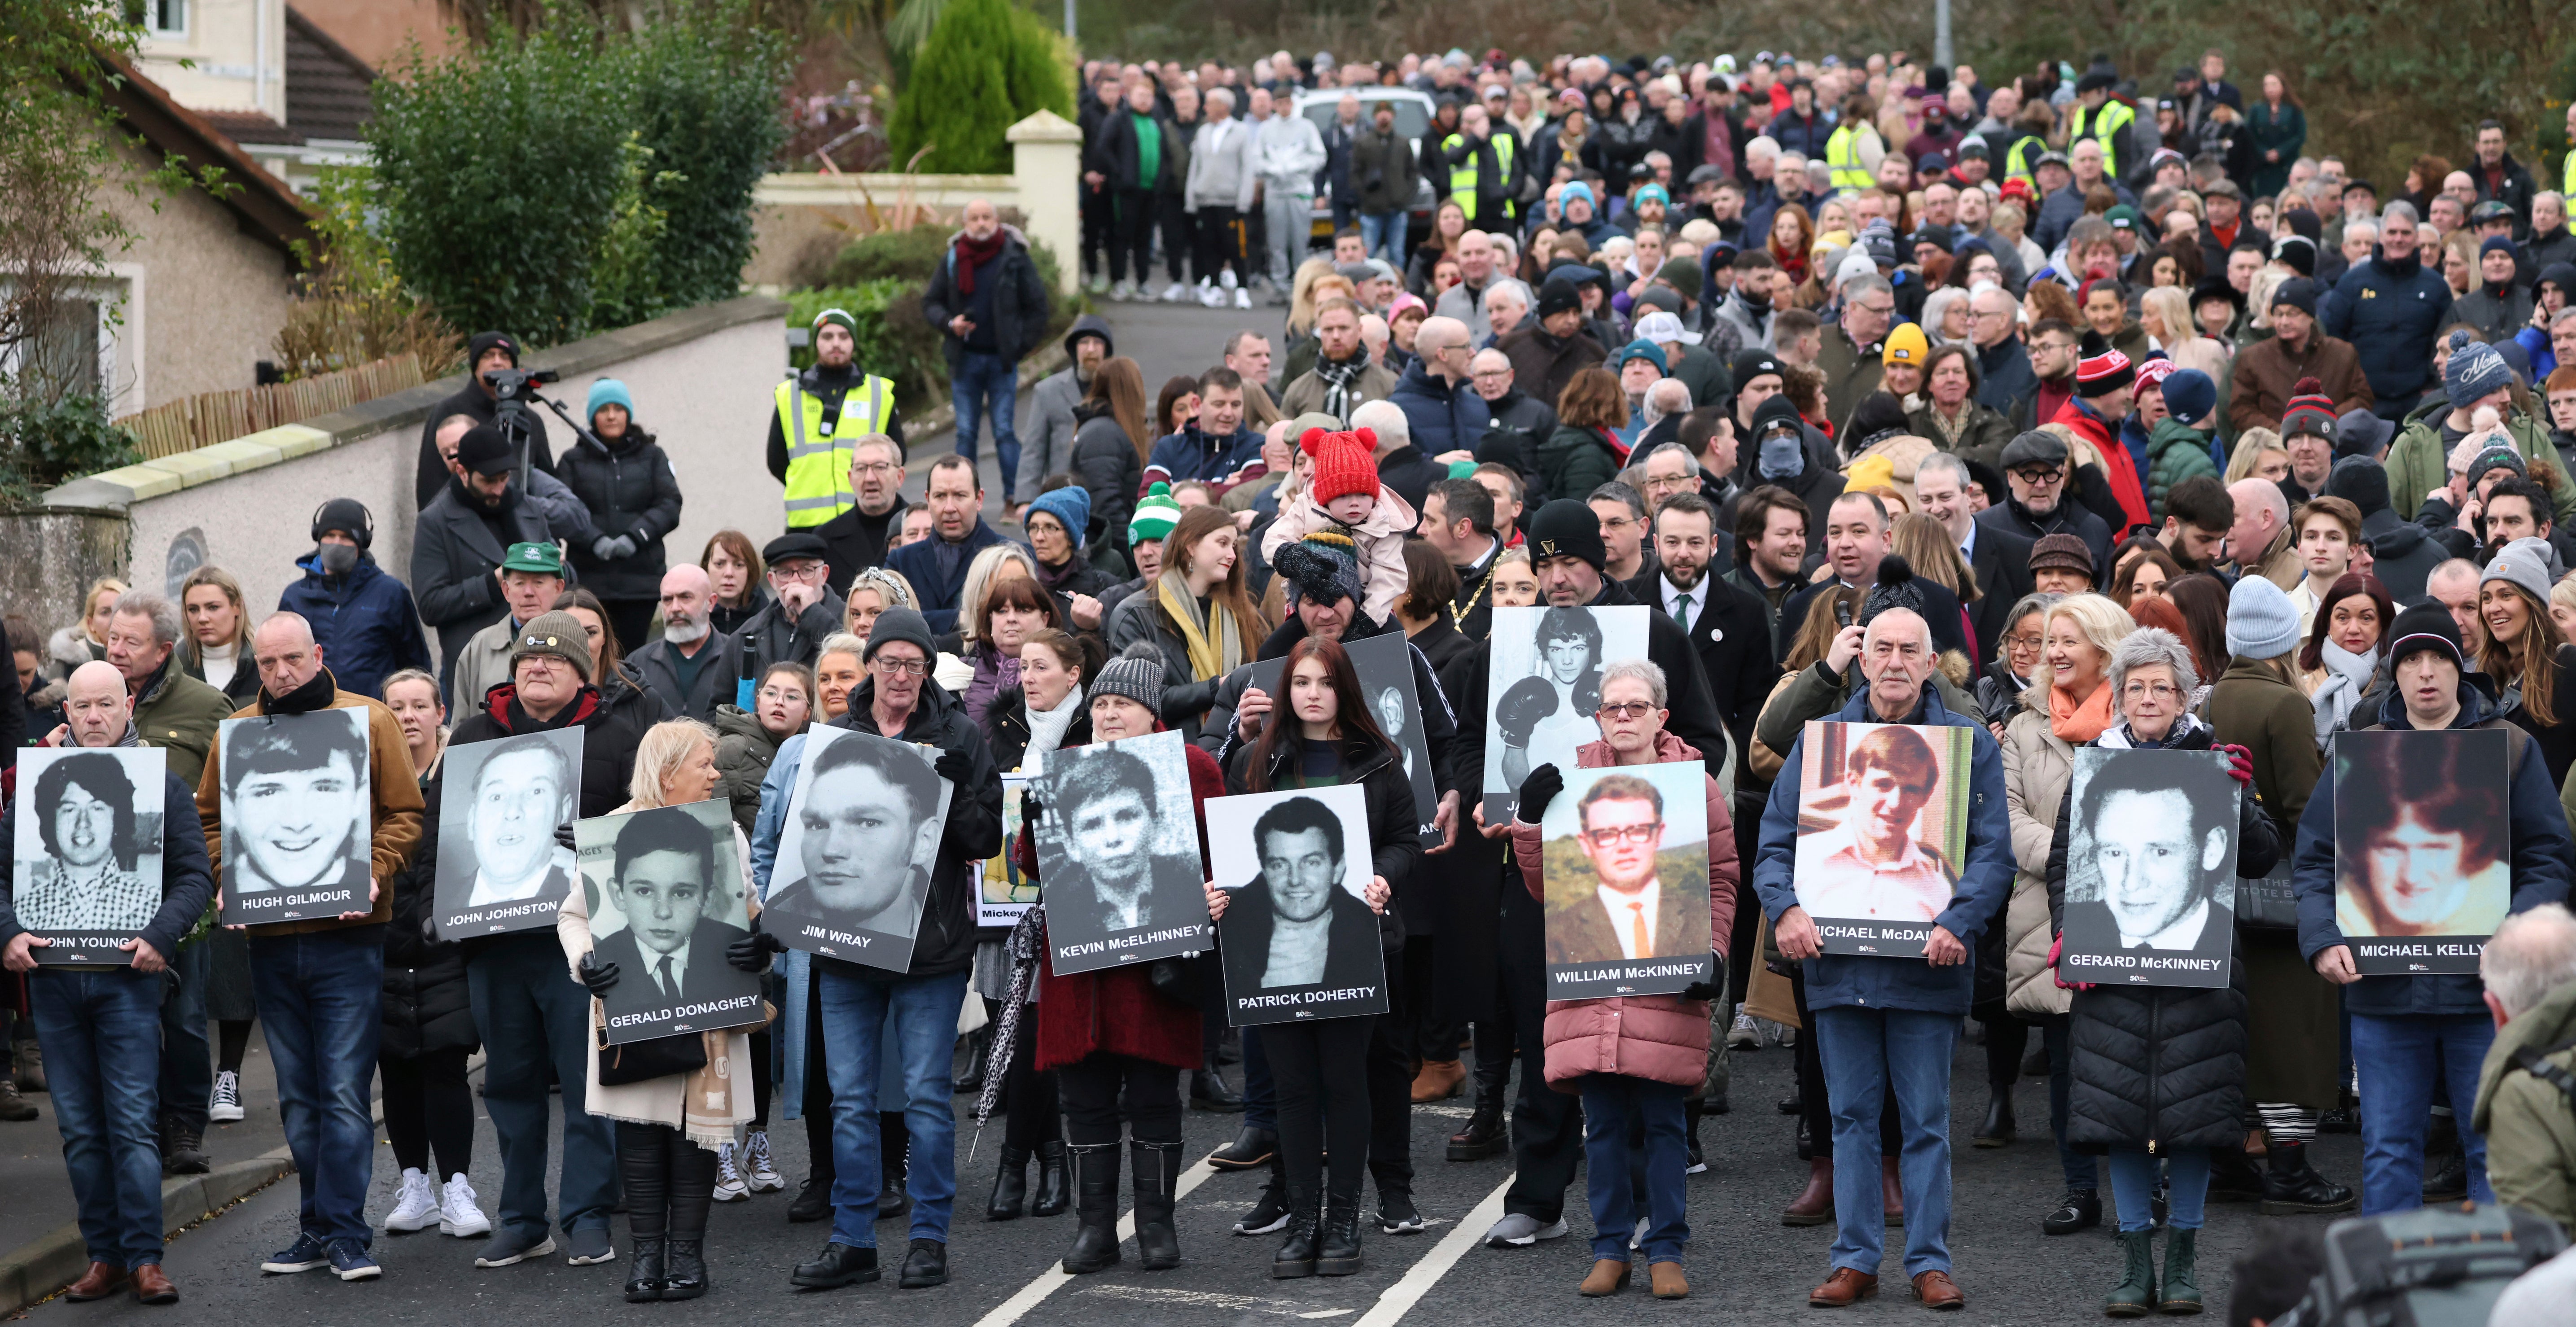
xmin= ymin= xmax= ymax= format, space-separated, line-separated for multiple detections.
xmin=318 ymin=543 xmax=359 ymax=575
xmin=1757 ymin=429 xmax=1804 ymax=480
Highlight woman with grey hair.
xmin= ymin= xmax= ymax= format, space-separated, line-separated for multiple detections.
xmin=2042 ymin=626 xmax=2276 ymax=1314
xmin=1974 ymin=591 xmax=2060 ymax=733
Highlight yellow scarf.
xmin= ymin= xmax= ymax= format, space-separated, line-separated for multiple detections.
xmin=1155 ymin=569 xmax=1244 ymax=682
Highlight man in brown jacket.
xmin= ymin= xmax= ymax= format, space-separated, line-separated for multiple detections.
xmin=1496 ymin=277 xmax=1607 ymax=413
xmin=2226 ymin=279 xmax=2372 ymax=436
xmin=195 ymin=612 xmax=422 ymax=1281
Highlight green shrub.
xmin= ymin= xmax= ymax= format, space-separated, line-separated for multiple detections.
xmin=820 ymin=226 xmax=957 ymax=287
xmin=885 ymin=0 xmax=1073 ymax=175
xmin=0 ymin=395 xmax=140 ymax=506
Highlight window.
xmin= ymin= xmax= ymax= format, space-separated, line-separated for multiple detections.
xmin=125 ymin=0 xmax=186 ymax=36
xmin=26 ymin=299 xmax=105 ymax=401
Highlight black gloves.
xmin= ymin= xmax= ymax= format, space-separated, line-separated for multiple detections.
xmin=1496 ymin=676 xmax=1560 ymax=746
xmin=1019 ymin=788 xmax=1043 ymax=827
xmin=728 ymin=928 xmax=785 ymax=972
xmin=1164 ymin=679 xmax=1213 ymax=718
xmin=556 ymin=822 xmax=577 ymax=851
xmin=1680 ymin=954 xmax=1726 ymax=1003
xmin=933 ymin=748 xmax=975 ymax=787
xmin=1517 ymin=763 xmax=1564 ymax=823
xmin=577 ymin=950 xmax=620 ymax=994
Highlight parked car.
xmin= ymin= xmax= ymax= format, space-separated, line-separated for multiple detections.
xmin=1292 ymin=87 xmax=1440 ymax=246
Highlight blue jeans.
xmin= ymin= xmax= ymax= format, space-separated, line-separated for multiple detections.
xmin=1578 ymin=1076 xmax=1690 ymax=1264
xmin=1359 ymin=211 xmax=1407 ymax=267
xmin=1813 ymin=1005 xmax=1958 ymax=1277
xmin=158 ymin=938 xmax=210 ymax=1133
xmin=250 ymin=929 xmax=383 ymax=1247
xmin=31 ymin=968 xmax=166 ymax=1268
xmin=2351 ymin=1012 xmax=2495 ymax=1215
xmin=2107 ymin=1147 xmax=2211 ymax=1233
xmin=951 ymin=350 xmax=1020 ymax=501
xmin=467 ymin=933 xmax=618 ymax=1239
xmin=819 ymin=966 xmax=970 ymax=1247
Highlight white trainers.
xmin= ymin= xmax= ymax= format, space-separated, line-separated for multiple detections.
xmin=1481 ymin=1212 xmax=1568 ymax=1248
xmin=744 ymin=1130 xmax=785 ymax=1193
xmin=1773 ymin=1022 xmax=1798 ymax=1048
xmin=438 ymin=1172 xmax=491 ymax=1237
xmin=1086 ymin=271 xmax=1110 ymax=294
xmin=1109 ymin=278 xmax=1135 ymax=302
xmin=1233 ymin=286 xmax=1253 ymax=310
xmin=1727 ymin=1007 xmax=1761 ymax=1050
xmin=1160 ymin=281 xmax=1187 ymax=303
xmin=209 ymin=1068 xmax=244 ymax=1121
xmin=1218 ymin=269 xmax=1239 ymax=291
xmin=712 ymin=1142 xmax=749 ymax=1202
xmin=384 ymin=1168 xmax=438 ymax=1233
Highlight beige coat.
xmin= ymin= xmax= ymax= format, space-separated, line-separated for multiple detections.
xmin=558 ymin=809 xmax=765 ymax=1150
xmin=1999 ymin=706 xmax=2075 ymax=1019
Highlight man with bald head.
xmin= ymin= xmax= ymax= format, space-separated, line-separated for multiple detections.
xmin=194 ymin=611 xmax=422 ymax=1281
xmin=627 ymin=564 xmax=727 ymax=718
xmin=1389 ymin=314 xmax=1493 ymax=459
xmin=1435 ymin=229 xmax=1502 ymax=342
xmin=2226 ymin=477 xmax=2303 ymax=588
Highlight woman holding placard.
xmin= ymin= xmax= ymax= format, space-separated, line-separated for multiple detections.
xmin=561 ymin=718 xmax=774 ymax=1303
xmin=2042 ymin=629 xmax=2275 ymax=1315
xmin=1206 ymin=636 xmax=1414 ymax=1278
xmin=1506 ymin=658 xmax=1735 ymax=1300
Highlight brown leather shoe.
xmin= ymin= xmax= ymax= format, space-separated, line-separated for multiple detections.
xmin=1782 ymin=1156 xmax=1834 ymax=1226
xmin=1578 ymin=1258 xmax=1630 ymax=1296
xmin=1409 ymin=1058 xmax=1464 ymax=1103
xmin=65 ymin=1262 xmax=127 ymax=1300
xmin=1882 ymin=1156 xmax=1906 ymax=1227
xmin=131 ymin=1264 xmax=178 ymax=1305
xmin=1913 ymin=1269 xmax=1965 ymax=1310
xmin=1649 ymin=1261 xmax=1689 ymax=1299
xmin=1809 ymin=1267 xmax=1879 ymax=1307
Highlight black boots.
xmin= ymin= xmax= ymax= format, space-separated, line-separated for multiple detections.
xmin=622 ymin=1137 xmax=668 ymax=1302
xmin=2208 ymin=1144 xmax=2265 ymax=1202
xmin=1209 ymin=1124 xmax=1278 ymax=1169
xmin=1272 ymin=1203 xmax=1321 ymax=1278
xmin=1446 ymin=1099 xmax=1507 ymax=1161
xmin=988 ymin=1145 xmax=1032 ymax=1220
xmin=1317 ymin=1196 xmax=1364 ymax=1276
xmin=2043 ymin=1187 xmax=2102 ymax=1235
xmin=1030 ymin=1140 xmax=1070 ymax=1217
xmin=2423 ymin=1113 xmax=2469 ymax=1203
xmin=954 ymin=1025 xmax=992 ymax=1095
xmin=662 ymin=1133 xmax=716 ymax=1300
xmin=878 ymin=1120 xmax=911 ymax=1220
xmin=1973 ymin=1090 xmax=2016 ymax=1147
xmin=2260 ymin=1141 xmax=2357 ymax=1215
xmin=1132 ymin=1139 xmax=1183 ymax=1270
xmin=1234 ymin=1154 xmax=1291 ymax=1235
xmin=1191 ymin=1057 xmax=1244 ymax=1112
xmin=1060 ymin=1142 xmax=1123 ymax=1274
xmin=790 ymin=1243 xmax=878 ymax=1289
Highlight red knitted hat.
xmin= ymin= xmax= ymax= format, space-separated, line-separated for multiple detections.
xmin=2281 ymin=376 xmax=2338 ymax=441
xmin=1303 ymin=426 xmax=1380 ymax=505
xmin=2074 ymin=330 xmax=2134 ymax=397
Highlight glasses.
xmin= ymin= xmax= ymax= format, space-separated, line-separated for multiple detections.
xmin=1643 ymin=473 xmax=1693 ymax=491
xmin=853 ymin=460 xmax=899 ymax=477
xmin=2005 ymin=632 xmax=2044 ymax=654
xmin=2123 ymin=682 xmax=2182 ymax=701
xmin=1595 ymin=701 xmax=1660 ymax=721
xmin=1583 ymin=823 xmax=1664 ymax=847
xmin=756 ymin=685 xmax=808 ymax=704
xmin=2011 ymin=467 xmax=2066 ymax=485
xmin=1856 ymin=301 xmax=1896 ymax=317
xmin=772 ymin=561 xmax=827 ymax=584
xmin=872 ymin=657 xmax=928 ymax=678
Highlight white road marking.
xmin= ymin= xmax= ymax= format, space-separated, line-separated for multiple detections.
xmin=1067 ymin=1285 xmax=1355 ymax=1318
xmin=1350 ymin=1174 xmax=1514 ymax=1327
xmin=968 ymin=1159 xmax=1222 ymax=1327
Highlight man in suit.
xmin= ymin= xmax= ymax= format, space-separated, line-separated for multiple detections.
xmin=1543 ymin=772 xmax=1713 ymax=966
xmin=593 ymin=808 xmax=747 ymax=1010
xmin=765 ymin=730 xmax=943 ymax=940
xmin=1628 ymin=492 xmax=1777 ymax=762
xmin=1220 ymin=794 xmax=1381 ymax=996
xmin=1781 ymin=492 xmax=1970 ymax=661
xmin=1914 ymin=453 xmax=2033 ymax=664
xmin=1042 ymin=742 xmax=1204 ymax=941
xmin=2059 ymin=753 xmax=2234 ymax=970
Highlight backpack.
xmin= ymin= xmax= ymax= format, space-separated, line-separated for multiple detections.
xmin=2282 ymin=1204 xmax=2567 ymax=1327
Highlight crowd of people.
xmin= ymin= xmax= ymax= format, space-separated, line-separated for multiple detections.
xmin=11 ymin=34 xmax=2576 ymax=1324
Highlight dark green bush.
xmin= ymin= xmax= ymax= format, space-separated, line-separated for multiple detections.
xmin=885 ymin=0 xmax=1073 ymax=175
xmin=792 ymin=225 xmax=1082 ymax=412
xmin=0 ymin=395 xmax=140 ymax=506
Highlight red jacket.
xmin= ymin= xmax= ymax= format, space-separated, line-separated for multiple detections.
xmin=1508 ymin=730 xmax=1739 ymax=1091
xmin=1021 ymin=733 xmax=1225 ymax=1074
xmin=2049 ymin=395 xmax=2151 ymax=530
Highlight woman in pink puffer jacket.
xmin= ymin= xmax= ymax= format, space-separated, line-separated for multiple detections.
xmin=1507 ymin=658 xmax=1737 ymax=1301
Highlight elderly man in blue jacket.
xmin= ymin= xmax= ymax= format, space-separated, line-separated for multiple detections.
xmin=2292 ymin=600 xmax=2575 ymax=1218
xmin=1754 ymin=597 xmax=2011 ymax=1313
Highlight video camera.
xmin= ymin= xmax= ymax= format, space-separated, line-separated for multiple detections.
xmin=480 ymin=366 xmax=561 ymax=403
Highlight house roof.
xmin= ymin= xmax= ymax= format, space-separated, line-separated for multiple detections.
xmin=283 ymin=6 xmax=374 ymax=143
xmin=93 ymin=55 xmax=318 ymax=263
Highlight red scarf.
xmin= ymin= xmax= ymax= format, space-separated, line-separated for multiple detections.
xmin=951 ymin=229 xmax=1008 ymax=294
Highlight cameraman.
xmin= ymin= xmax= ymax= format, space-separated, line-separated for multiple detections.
xmin=415 ymin=332 xmax=555 ymax=510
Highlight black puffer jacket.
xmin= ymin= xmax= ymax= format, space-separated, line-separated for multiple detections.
xmin=555 ymin=428 xmax=683 ymax=601
xmin=2047 ymin=720 xmax=2280 ymax=1153
xmin=384 ymin=762 xmax=477 ymax=1059
xmin=1223 ymin=732 xmax=1420 ymax=960
xmin=443 ymin=674 xmax=662 ymax=822
xmin=1069 ymin=403 xmax=1143 ymax=549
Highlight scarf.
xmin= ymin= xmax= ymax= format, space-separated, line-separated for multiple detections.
xmin=951 ymin=229 xmax=1008 ymax=295
xmin=2049 ymin=680 xmax=2115 ymax=743
xmin=2309 ymin=641 xmax=2380 ymax=745
xmin=261 ymin=666 xmax=338 ymax=715
xmin=1926 ymin=399 xmax=1972 ymax=447
xmin=1314 ymin=353 xmax=1369 ymax=422
xmin=1155 ymin=569 xmax=1245 ymax=682
xmin=1024 ymin=685 xmax=1085 ymax=768
xmin=2095 ymin=709 xmax=2206 ymax=749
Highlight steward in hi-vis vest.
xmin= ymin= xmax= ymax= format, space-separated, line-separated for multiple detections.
xmin=767 ymin=307 xmax=903 ymax=529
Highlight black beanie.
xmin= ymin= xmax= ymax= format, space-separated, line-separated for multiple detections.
xmin=1859 ymin=554 xmax=1928 ymax=626
xmin=861 ymin=607 xmax=938 ymax=668
xmin=1536 ymin=277 xmax=1582 ymax=320
xmin=456 ymin=425 xmax=515 ymax=477
xmin=1748 ymin=391 xmax=1805 ymax=439
xmin=311 ymin=497 xmax=373 ymax=550
xmin=1731 ymin=347 xmax=1784 ymax=387
xmin=2385 ymin=601 xmax=2464 ymax=672
xmin=1845 ymin=392 xmax=1912 ymax=451
xmin=2320 ymin=455 xmax=2391 ymax=520
xmin=466 ymin=331 xmax=521 ymax=368
xmin=1525 ymin=499 xmax=1607 ymax=571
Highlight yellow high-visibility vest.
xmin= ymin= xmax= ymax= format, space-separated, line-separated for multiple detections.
xmin=1825 ymin=123 xmax=1875 ymax=191
xmin=2004 ymin=134 xmax=2049 ymax=185
xmin=776 ymin=372 xmax=894 ymax=528
xmin=2070 ymin=99 xmax=2135 ymax=179
xmin=1442 ymin=131 xmax=1515 ymax=211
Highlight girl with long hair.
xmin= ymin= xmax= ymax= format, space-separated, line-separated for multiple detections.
xmin=1101 ymin=505 xmax=1268 ymax=739
xmin=179 ymin=565 xmax=260 ymax=705
xmin=2479 ymin=554 xmax=2576 ymax=786
xmin=701 ymin=532 xmax=771 ymax=637
xmin=1767 ymin=204 xmax=1815 ymax=286
xmin=1071 ymin=360 xmax=1152 ymax=565
xmin=2297 ymin=573 xmax=2393 ymax=741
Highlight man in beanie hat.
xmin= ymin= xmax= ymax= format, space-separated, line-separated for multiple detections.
xmin=2142 ymin=368 xmax=2222 ymax=524
xmin=2049 ymin=331 xmax=2152 ymax=529
xmin=2291 ymin=591 xmax=2574 ymax=1220
xmin=1744 ymin=393 xmax=1846 ymax=560
xmin=1978 ymin=430 xmax=2116 ymax=574
xmin=1496 ymin=276 xmax=1608 ymax=412
xmin=430 ymin=603 xmax=656 ymax=1272
xmin=769 ymin=601 xmax=1000 ymax=1291
xmin=2228 ymin=277 xmax=2371 ymax=436
xmin=2385 ymin=329 xmax=2576 ymax=524
xmin=1259 ymin=427 xmax=1415 ymax=623
xmin=2278 ymin=379 xmax=2343 ymax=499
xmin=2029 ymin=532 xmax=2096 ymax=593
xmin=413 ymin=331 xmax=554 ymax=509
xmin=769 ymin=307 xmax=904 ymax=530
xmin=278 ymin=497 xmax=433 ymax=703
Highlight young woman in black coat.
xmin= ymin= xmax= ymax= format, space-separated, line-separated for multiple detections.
xmin=556 ymin=381 xmax=685 ymax=651
xmin=2043 ymin=629 xmax=2279 ymax=1317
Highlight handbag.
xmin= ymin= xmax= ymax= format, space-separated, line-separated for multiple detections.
xmin=598 ymin=1030 xmax=707 ymax=1086
xmin=2234 ymin=859 xmax=2300 ymax=933
xmin=1147 ymin=954 xmax=1204 ymax=1009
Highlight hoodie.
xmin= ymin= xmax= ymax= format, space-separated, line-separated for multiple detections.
xmin=1253 ymin=110 xmax=1327 ymax=193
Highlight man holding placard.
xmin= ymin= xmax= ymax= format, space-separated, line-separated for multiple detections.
xmin=1754 ymin=603 xmax=2010 ymax=1312
xmin=0 ymin=662 xmax=210 ymax=1305
xmin=2293 ymin=604 xmax=2575 ymax=1217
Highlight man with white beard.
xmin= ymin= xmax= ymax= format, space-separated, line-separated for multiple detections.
xmin=626 ymin=565 xmax=727 ymax=719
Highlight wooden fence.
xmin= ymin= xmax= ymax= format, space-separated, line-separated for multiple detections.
xmin=114 ymin=354 xmax=429 ymax=460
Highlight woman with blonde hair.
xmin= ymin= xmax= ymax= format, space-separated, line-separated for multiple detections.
xmin=2223 ymin=428 xmax=2291 ymax=484
xmin=46 ymin=576 xmax=127 ymax=682
xmin=564 ymin=717 xmax=769 ymax=1302
xmin=179 ymin=564 xmax=261 ymax=705
xmin=2140 ymin=285 xmax=2226 ymax=380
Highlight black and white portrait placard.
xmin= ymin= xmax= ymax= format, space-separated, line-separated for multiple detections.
xmin=1538 ymin=760 xmax=1714 ymax=999
xmin=12 ymin=747 xmax=167 ymax=965
xmin=580 ymin=799 xmax=763 ymax=1045
xmin=1481 ymin=605 xmax=1651 ymax=823
xmin=1345 ymin=632 xmax=1443 ymax=848
xmin=1790 ymin=720 xmax=1975 ymax=957
xmin=2058 ymin=748 xmax=2239 ymax=988
xmin=2334 ymin=729 xmax=2511 ymax=976
xmin=1207 ymin=784 xmax=1389 ymax=1026
xmin=215 ymin=708 xmax=372 ymax=925
xmin=764 ymin=727 xmax=954 ymax=971
xmin=434 ymin=729 xmax=586 ymax=937
xmin=1028 ymin=729 xmax=1208 ymax=974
